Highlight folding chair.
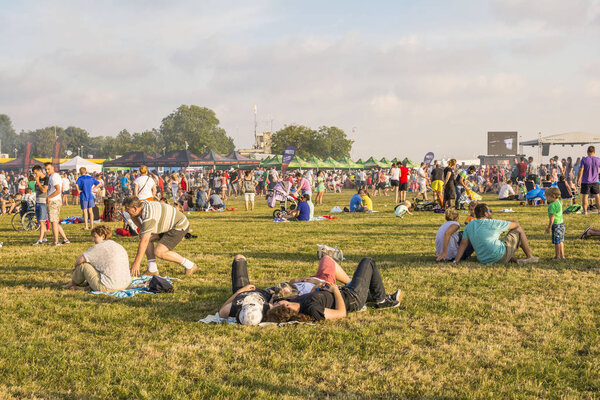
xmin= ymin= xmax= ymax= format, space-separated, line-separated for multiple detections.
xmin=525 ymin=181 xmax=536 ymax=193
xmin=542 ymin=182 xmax=552 ymax=188
xmin=556 ymin=181 xmax=578 ymax=206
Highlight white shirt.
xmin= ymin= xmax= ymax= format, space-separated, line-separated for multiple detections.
xmin=134 ymin=175 xmax=156 ymax=200
xmin=498 ymin=184 xmax=515 ymax=199
xmin=435 ymin=221 xmax=460 ymax=260
xmin=47 ymin=172 xmax=62 ymax=202
xmin=417 ymin=168 xmax=427 ymax=184
xmin=390 ymin=167 xmax=400 ymax=180
xmin=61 ymin=177 xmax=71 ymax=191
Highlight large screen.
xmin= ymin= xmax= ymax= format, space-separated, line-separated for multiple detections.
xmin=487 ymin=131 xmax=518 ymax=156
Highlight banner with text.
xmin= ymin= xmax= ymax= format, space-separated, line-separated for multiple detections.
xmin=281 ymin=145 xmax=296 ymax=174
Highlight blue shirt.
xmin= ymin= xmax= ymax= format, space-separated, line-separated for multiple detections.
xmin=350 ymin=194 xmax=363 ymax=212
xmin=297 ymin=201 xmax=310 ymax=221
xmin=120 ymin=176 xmax=129 ymax=188
xmin=76 ymin=175 xmax=99 ymax=201
xmin=463 ymin=219 xmax=511 ymax=264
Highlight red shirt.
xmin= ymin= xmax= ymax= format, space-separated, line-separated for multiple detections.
xmin=399 ymin=166 xmax=409 ymax=183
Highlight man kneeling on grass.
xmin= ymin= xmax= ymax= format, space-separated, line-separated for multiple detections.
xmin=63 ymin=225 xmax=131 ymax=292
xmin=122 ymin=196 xmax=198 ymax=277
xmin=266 ymin=257 xmax=403 ymax=323
xmin=454 ymin=203 xmax=539 ymax=265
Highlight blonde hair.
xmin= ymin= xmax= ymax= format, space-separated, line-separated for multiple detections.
xmin=79 ymin=167 xmax=87 ymax=175
xmin=448 ymin=159 xmax=457 ymax=167
xmin=445 ymin=207 xmax=459 ymax=221
xmin=468 ymin=201 xmax=478 ymax=216
xmin=140 ymin=165 xmax=148 ymax=175
xmin=404 ymin=200 xmax=411 ymax=208
xmin=91 ymin=225 xmax=112 ymax=240
xmin=546 ymin=187 xmax=560 ymax=200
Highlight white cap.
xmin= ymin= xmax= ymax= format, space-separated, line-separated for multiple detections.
xmin=238 ymin=303 xmax=263 ymax=325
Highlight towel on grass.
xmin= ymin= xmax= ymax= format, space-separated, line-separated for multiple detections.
xmin=199 ymin=312 xmax=315 ymax=327
xmin=89 ymin=275 xmax=178 ymax=298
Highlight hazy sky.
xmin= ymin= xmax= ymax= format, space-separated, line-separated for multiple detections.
xmin=1 ymin=0 xmax=599 ymax=160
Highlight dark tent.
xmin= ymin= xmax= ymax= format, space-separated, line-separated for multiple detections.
xmin=199 ymin=151 xmax=234 ymax=167
xmin=103 ymin=152 xmax=156 ymax=168
xmin=225 ymin=152 xmax=260 ymax=169
xmin=153 ymin=150 xmax=204 ymax=168
xmin=0 ymin=157 xmax=45 ymax=171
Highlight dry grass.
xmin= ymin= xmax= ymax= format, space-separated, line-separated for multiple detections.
xmin=0 ymin=192 xmax=599 ymax=399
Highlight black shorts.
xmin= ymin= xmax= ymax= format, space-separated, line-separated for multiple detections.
xmin=399 ymin=182 xmax=408 ymax=191
xmin=581 ymin=182 xmax=600 ymax=195
xmin=377 ymin=182 xmax=386 ymax=190
xmin=157 ymin=228 xmax=188 ymax=250
xmin=390 ymin=179 xmax=399 ymax=187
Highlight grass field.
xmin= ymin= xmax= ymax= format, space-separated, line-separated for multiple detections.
xmin=1 ymin=191 xmax=599 ymax=399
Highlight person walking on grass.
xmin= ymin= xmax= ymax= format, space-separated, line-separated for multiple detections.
xmin=314 ymin=170 xmax=326 ymax=205
xmin=454 ymin=203 xmax=538 ymax=264
xmin=577 ymin=146 xmax=600 ymax=215
xmin=430 ymin=161 xmax=444 ymax=207
xmin=76 ymin=167 xmax=102 ymax=230
xmin=32 ymin=165 xmax=49 ymax=245
xmin=45 ymin=163 xmax=70 ymax=246
xmin=122 ymin=196 xmax=198 ymax=277
xmin=133 ymin=165 xmax=156 ymax=201
xmin=399 ymin=162 xmax=409 ymax=203
xmin=413 ymin=162 xmax=429 ymax=202
xmin=61 ymin=172 xmax=70 ymax=206
xmin=242 ymin=170 xmax=257 ymax=211
xmin=545 ymin=188 xmax=565 ymax=260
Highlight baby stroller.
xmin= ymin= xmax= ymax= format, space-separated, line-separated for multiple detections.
xmin=267 ymin=181 xmax=298 ymax=218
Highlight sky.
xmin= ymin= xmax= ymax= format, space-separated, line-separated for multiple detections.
xmin=1 ymin=0 xmax=600 ymax=160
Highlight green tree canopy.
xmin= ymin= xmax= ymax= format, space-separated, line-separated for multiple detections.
xmin=270 ymin=124 xmax=353 ymax=159
xmin=0 ymin=114 xmax=18 ymax=155
xmin=159 ymin=105 xmax=234 ymax=155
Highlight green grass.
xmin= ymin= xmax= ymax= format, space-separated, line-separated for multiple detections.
xmin=1 ymin=192 xmax=599 ymax=399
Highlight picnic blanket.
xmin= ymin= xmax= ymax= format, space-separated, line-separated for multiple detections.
xmin=199 ymin=312 xmax=315 ymax=327
xmin=89 ymin=275 xmax=178 ymax=298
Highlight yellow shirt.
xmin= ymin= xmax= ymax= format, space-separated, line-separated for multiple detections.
xmin=361 ymin=195 xmax=373 ymax=211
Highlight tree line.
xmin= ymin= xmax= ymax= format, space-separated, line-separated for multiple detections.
xmin=1 ymin=105 xmax=354 ymax=159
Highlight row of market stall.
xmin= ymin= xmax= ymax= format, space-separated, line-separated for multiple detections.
xmin=1 ymin=149 xmax=418 ymax=171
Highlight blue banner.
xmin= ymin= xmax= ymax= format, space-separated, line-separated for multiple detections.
xmin=282 ymin=146 xmax=296 ymax=166
xmin=424 ymin=152 xmax=435 ymax=165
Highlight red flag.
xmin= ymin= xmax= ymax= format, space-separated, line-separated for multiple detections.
xmin=22 ymin=142 xmax=33 ymax=174
xmin=53 ymin=141 xmax=62 ymax=170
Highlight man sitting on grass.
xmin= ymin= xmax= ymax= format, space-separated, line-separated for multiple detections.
xmin=282 ymin=194 xmax=311 ymax=221
xmin=0 ymin=186 xmax=16 ymax=215
xmin=454 ymin=203 xmax=539 ymax=264
xmin=63 ymin=225 xmax=131 ymax=292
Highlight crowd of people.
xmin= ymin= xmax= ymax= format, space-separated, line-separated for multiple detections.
xmin=2 ymin=147 xmax=600 ymax=325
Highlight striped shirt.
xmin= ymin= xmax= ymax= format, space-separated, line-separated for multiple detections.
xmin=140 ymin=201 xmax=189 ymax=235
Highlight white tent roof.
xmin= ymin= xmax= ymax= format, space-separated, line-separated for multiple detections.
xmin=521 ymin=132 xmax=600 ymax=146
xmin=60 ymin=156 xmax=102 ymax=172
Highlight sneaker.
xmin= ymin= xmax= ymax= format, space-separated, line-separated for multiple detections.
xmin=375 ymin=297 xmax=400 ymax=309
xmin=580 ymin=226 xmax=591 ymax=240
xmin=33 ymin=240 xmax=44 ymax=245
xmin=184 ymin=264 xmax=198 ymax=276
xmin=388 ymin=289 xmax=404 ymax=303
xmin=42 ymin=238 xmax=48 ymax=243
xmin=517 ymin=256 xmax=540 ymax=265
xmin=62 ymin=240 xmax=71 ymax=245
xmin=52 ymin=242 xmax=62 ymax=246
xmin=357 ymin=305 xmax=367 ymax=312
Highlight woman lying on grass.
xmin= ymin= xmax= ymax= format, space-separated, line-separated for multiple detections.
xmin=266 ymin=257 xmax=403 ymax=323
xmin=219 ymin=254 xmax=353 ymax=325
xmin=63 ymin=225 xmax=132 ymax=292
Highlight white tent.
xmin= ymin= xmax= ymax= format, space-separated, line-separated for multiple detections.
xmin=60 ymin=156 xmax=102 ymax=173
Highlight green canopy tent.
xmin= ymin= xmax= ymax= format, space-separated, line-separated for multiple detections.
xmin=363 ymin=156 xmax=383 ymax=168
xmin=379 ymin=157 xmax=392 ymax=168
xmin=318 ymin=158 xmax=335 ymax=169
xmin=287 ymin=155 xmax=307 ymax=169
xmin=354 ymin=158 xmax=365 ymax=168
xmin=403 ymin=157 xmax=419 ymax=168
xmin=391 ymin=157 xmax=402 ymax=164
xmin=324 ymin=157 xmax=343 ymax=169
xmin=259 ymin=155 xmax=273 ymax=167
xmin=264 ymin=155 xmax=282 ymax=168
xmin=337 ymin=156 xmax=360 ymax=169
xmin=303 ymin=156 xmax=321 ymax=169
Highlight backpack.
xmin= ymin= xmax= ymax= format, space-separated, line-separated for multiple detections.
xmin=148 ymin=276 xmax=174 ymax=293
xmin=243 ymin=178 xmax=255 ymax=193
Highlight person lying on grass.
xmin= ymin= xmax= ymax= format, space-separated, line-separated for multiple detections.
xmin=454 ymin=203 xmax=539 ymax=265
xmin=63 ymin=225 xmax=131 ymax=292
xmin=265 ymin=257 xmax=403 ymax=323
xmin=219 ymin=254 xmax=353 ymax=325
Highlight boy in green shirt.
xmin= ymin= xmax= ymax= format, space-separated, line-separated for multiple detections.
xmin=545 ymin=188 xmax=565 ymax=259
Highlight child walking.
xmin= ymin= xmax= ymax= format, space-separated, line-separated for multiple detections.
xmin=545 ymin=187 xmax=565 ymax=259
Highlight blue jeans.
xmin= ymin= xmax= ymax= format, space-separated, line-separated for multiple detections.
xmin=455 ymin=185 xmax=465 ymax=209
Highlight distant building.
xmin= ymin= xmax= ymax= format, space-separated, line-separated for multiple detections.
xmin=238 ymin=131 xmax=273 ymax=159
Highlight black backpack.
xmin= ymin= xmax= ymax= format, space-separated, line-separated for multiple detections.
xmin=148 ymin=276 xmax=174 ymax=293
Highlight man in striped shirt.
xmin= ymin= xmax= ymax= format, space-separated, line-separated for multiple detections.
xmin=123 ymin=197 xmax=198 ymax=277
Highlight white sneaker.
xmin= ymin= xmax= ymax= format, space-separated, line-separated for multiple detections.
xmin=42 ymin=238 xmax=48 ymax=243
xmin=33 ymin=240 xmax=43 ymax=245
xmin=517 ymin=256 xmax=540 ymax=265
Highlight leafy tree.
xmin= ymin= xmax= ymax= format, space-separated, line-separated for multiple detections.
xmin=0 ymin=114 xmax=18 ymax=156
xmin=159 ymin=105 xmax=234 ymax=155
xmin=115 ymin=129 xmax=133 ymax=154
xmin=62 ymin=126 xmax=91 ymax=156
xmin=270 ymin=124 xmax=353 ymax=159
xmin=132 ymin=129 xmax=160 ymax=155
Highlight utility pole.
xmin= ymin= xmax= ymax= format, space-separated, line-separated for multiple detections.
xmin=253 ymin=104 xmax=258 ymax=147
